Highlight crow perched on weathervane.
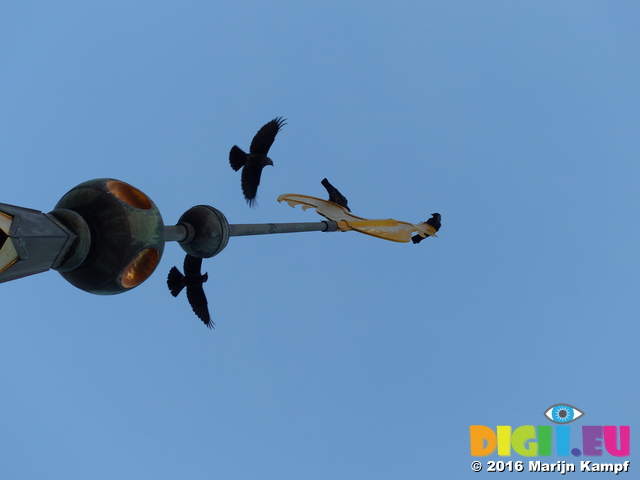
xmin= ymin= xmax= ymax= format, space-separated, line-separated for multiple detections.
xmin=412 ymin=213 xmax=441 ymax=244
xmin=167 ymin=254 xmax=214 ymax=328
xmin=321 ymin=178 xmax=350 ymax=212
xmin=229 ymin=117 xmax=286 ymax=207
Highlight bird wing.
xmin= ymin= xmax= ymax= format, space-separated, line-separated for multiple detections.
xmin=241 ymin=162 xmax=264 ymax=206
xmin=183 ymin=254 xmax=203 ymax=276
xmin=186 ymin=285 xmax=214 ymax=328
xmin=249 ymin=117 xmax=286 ymax=155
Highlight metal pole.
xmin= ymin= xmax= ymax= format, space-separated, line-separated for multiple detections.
xmin=165 ymin=224 xmax=191 ymax=243
xmin=229 ymin=221 xmax=338 ymax=237
xmin=165 ymin=221 xmax=338 ymax=243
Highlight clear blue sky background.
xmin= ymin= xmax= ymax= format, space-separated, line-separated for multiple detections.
xmin=1 ymin=2 xmax=638 ymax=478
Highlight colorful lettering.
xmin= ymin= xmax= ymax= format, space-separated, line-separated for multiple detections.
xmin=469 ymin=425 xmax=496 ymax=456
xmin=469 ymin=425 xmax=630 ymax=457
xmin=604 ymin=426 xmax=630 ymax=457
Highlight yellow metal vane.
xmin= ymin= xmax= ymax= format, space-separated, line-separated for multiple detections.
xmin=277 ymin=194 xmax=436 ymax=243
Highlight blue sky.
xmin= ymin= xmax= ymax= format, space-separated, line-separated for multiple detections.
xmin=1 ymin=2 xmax=639 ymax=478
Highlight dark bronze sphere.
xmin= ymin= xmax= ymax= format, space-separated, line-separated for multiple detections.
xmin=177 ymin=205 xmax=229 ymax=258
xmin=55 ymin=179 xmax=165 ymax=294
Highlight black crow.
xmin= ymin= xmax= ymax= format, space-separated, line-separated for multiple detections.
xmin=321 ymin=178 xmax=351 ymax=212
xmin=229 ymin=117 xmax=286 ymax=207
xmin=412 ymin=213 xmax=441 ymax=244
xmin=167 ymin=254 xmax=214 ymax=329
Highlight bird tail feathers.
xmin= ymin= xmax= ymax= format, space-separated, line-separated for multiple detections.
xmin=411 ymin=234 xmax=426 ymax=244
xmin=229 ymin=145 xmax=246 ymax=171
xmin=167 ymin=267 xmax=185 ymax=297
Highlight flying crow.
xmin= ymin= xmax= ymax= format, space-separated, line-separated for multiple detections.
xmin=412 ymin=213 xmax=441 ymax=244
xmin=321 ymin=178 xmax=350 ymax=211
xmin=229 ymin=117 xmax=286 ymax=206
xmin=167 ymin=254 xmax=214 ymax=328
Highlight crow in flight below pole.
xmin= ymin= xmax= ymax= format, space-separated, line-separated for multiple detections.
xmin=229 ymin=117 xmax=286 ymax=207
xmin=167 ymin=254 xmax=214 ymax=329
xmin=321 ymin=178 xmax=351 ymax=211
xmin=412 ymin=213 xmax=441 ymax=244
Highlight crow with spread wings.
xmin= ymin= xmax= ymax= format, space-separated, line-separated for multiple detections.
xmin=167 ymin=254 xmax=214 ymax=329
xmin=229 ymin=117 xmax=286 ymax=207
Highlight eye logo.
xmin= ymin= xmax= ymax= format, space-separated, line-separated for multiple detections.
xmin=544 ymin=404 xmax=584 ymax=424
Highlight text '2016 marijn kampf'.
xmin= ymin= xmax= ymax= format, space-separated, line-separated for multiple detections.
xmin=529 ymin=461 xmax=630 ymax=474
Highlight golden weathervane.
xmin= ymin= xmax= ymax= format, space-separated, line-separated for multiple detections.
xmin=277 ymin=194 xmax=437 ymax=243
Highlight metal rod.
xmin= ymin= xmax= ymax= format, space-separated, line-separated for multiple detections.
xmin=229 ymin=221 xmax=337 ymax=237
xmin=165 ymin=224 xmax=190 ymax=242
xmin=165 ymin=220 xmax=338 ymax=244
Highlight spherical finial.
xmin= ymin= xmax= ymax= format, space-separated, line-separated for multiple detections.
xmin=55 ymin=178 xmax=165 ymax=294
xmin=176 ymin=205 xmax=229 ymax=258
